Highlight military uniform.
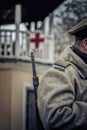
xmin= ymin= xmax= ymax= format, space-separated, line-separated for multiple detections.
xmin=37 ymin=18 xmax=87 ymax=130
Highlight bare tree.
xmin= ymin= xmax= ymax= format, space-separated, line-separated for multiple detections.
xmin=58 ymin=0 xmax=87 ymax=30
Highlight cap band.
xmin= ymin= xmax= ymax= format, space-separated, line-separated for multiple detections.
xmin=75 ymin=27 xmax=87 ymax=40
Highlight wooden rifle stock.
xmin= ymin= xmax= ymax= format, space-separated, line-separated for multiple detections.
xmin=30 ymin=52 xmax=45 ymax=130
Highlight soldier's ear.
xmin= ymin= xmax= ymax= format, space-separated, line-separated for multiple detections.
xmin=83 ymin=38 xmax=87 ymax=50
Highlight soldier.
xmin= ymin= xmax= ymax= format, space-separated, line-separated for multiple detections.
xmin=37 ymin=18 xmax=87 ymax=130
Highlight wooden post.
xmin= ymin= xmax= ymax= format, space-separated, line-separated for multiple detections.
xmin=49 ymin=13 xmax=54 ymax=34
xmin=15 ymin=4 xmax=21 ymax=57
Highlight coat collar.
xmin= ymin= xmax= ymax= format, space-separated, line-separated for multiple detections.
xmin=59 ymin=45 xmax=87 ymax=78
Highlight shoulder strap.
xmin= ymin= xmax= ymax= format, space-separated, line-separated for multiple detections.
xmin=53 ymin=59 xmax=87 ymax=79
xmin=53 ymin=59 xmax=71 ymax=71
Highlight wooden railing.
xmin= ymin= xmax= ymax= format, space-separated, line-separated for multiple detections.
xmin=0 ymin=29 xmax=30 ymax=61
xmin=0 ymin=29 xmax=54 ymax=64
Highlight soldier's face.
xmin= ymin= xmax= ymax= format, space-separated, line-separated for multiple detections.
xmin=82 ymin=38 xmax=87 ymax=54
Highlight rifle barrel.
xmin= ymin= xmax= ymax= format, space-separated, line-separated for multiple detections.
xmin=30 ymin=52 xmax=39 ymax=99
xmin=30 ymin=52 xmax=37 ymax=77
xmin=30 ymin=52 xmax=45 ymax=130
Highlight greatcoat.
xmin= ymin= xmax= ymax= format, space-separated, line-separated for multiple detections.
xmin=37 ymin=45 xmax=87 ymax=130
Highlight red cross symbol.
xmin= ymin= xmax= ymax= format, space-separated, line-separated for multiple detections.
xmin=30 ymin=32 xmax=44 ymax=49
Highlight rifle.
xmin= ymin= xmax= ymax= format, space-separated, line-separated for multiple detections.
xmin=30 ymin=52 xmax=45 ymax=130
